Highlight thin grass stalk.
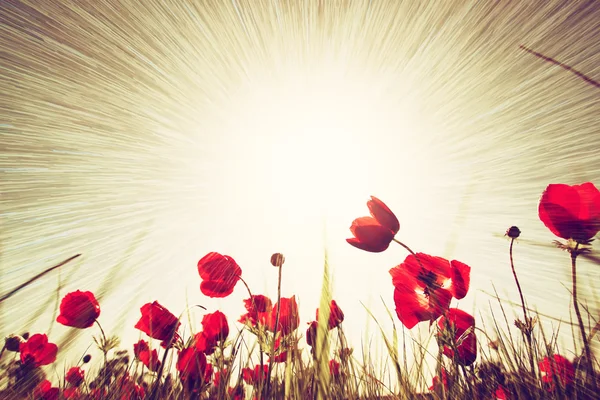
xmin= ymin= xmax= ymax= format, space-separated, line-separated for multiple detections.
xmin=570 ymin=244 xmax=596 ymax=390
xmin=266 ymin=260 xmax=283 ymax=398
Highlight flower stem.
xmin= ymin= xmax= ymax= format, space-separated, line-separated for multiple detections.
xmin=94 ymin=320 xmax=108 ymax=365
xmin=239 ymin=276 xmax=266 ymax=398
xmin=571 ymin=244 xmax=596 ymax=387
xmin=392 ymin=238 xmax=423 ymax=269
xmin=266 ymin=263 xmax=283 ymax=397
xmin=509 ymin=238 xmax=536 ymax=375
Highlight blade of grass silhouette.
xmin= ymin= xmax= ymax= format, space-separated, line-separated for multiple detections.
xmin=315 ymin=241 xmax=331 ymax=400
xmin=519 ymin=45 xmax=600 ymax=89
xmin=479 ymin=289 xmax=582 ymax=328
xmin=22 ymin=254 xmax=83 ymax=337
xmin=361 ymin=300 xmax=412 ymax=398
xmin=380 ymin=295 xmax=415 ymax=399
xmin=0 ymin=253 xmax=81 ymax=304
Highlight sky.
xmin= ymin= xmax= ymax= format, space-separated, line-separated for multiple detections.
xmin=1 ymin=0 xmax=600 ymax=382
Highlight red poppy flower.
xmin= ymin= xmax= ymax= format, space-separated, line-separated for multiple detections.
xmin=56 ymin=290 xmax=100 ymax=329
xmin=428 ymin=368 xmax=448 ymax=391
xmin=64 ymin=387 xmax=82 ymax=399
xmin=306 ymin=321 xmax=318 ymax=347
xmin=197 ymin=252 xmax=242 ymax=298
xmin=133 ymin=340 xmax=161 ymax=372
xmin=116 ymin=374 xmax=145 ymax=400
xmin=177 ymin=346 xmax=213 ymax=389
xmin=239 ymin=295 xmax=272 ymax=327
xmin=134 ymin=301 xmax=180 ymax=343
xmin=539 ymin=182 xmax=600 ymax=242
xmin=347 ymin=196 xmax=400 ymax=252
xmin=316 ymin=300 xmax=344 ymax=329
xmin=19 ymin=333 xmax=58 ymax=367
xmin=389 ymin=253 xmax=471 ymax=329
xmin=242 ymin=364 xmax=268 ymax=385
xmin=329 ymin=359 xmax=341 ymax=377
xmin=539 ymin=354 xmax=575 ymax=389
xmin=228 ymin=385 xmax=245 ymax=400
xmin=269 ymin=336 xmax=289 ymax=363
xmin=495 ymin=385 xmax=509 ymax=400
xmin=65 ymin=366 xmax=85 ymax=387
xmin=194 ymin=331 xmax=217 ymax=355
xmin=201 ymin=310 xmax=229 ymax=343
xmin=268 ymin=296 xmax=300 ymax=336
xmin=437 ymin=308 xmax=477 ymax=366
xmin=33 ymin=380 xmax=60 ymax=400
xmin=213 ymin=368 xmax=229 ymax=387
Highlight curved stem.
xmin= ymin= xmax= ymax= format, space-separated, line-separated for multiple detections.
xmin=571 ymin=244 xmax=596 ymax=387
xmin=94 ymin=320 xmax=108 ymax=365
xmin=239 ymin=275 xmax=265 ymax=396
xmin=509 ymin=238 xmax=536 ymax=375
xmin=238 ymin=276 xmax=254 ymax=300
xmin=392 ymin=238 xmax=423 ymax=269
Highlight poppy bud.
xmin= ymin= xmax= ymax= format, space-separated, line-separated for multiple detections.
xmin=506 ymin=226 xmax=521 ymax=238
xmin=82 ymin=354 xmax=92 ymax=363
xmin=270 ymin=253 xmax=285 ymax=267
xmin=5 ymin=335 xmax=25 ymax=352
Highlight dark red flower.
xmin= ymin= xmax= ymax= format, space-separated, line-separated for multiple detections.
xmin=197 ymin=252 xmax=242 ymax=298
xmin=539 ymin=354 xmax=575 ymax=389
xmin=539 ymin=182 xmax=600 ymax=242
xmin=316 ymin=300 xmax=344 ymax=329
xmin=19 ymin=333 xmax=58 ymax=367
xmin=495 ymin=385 xmax=509 ymax=400
xmin=5 ymin=334 xmax=25 ymax=352
xmin=116 ymin=374 xmax=145 ymax=400
xmin=228 ymin=385 xmax=245 ymax=400
xmin=389 ymin=253 xmax=471 ymax=329
xmin=239 ymin=295 xmax=272 ymax=327
xmin=177 ymin=347 xmax=213 ymax=390
xmin=428 ymin=369 xmax=448 ymax=391
xmin=269 ymin=336 xmax=289 ymax=363
xmin=306 ymin=321 xmax=318 ymax=347
xmin=268 ymin=296 xmax=300 ymax=335
xmin=242 ymin=364 xmax=268 ymax=385
xmin=347 ymin=196 xmax=400 ymax=252
xmin=56 ymin=290 xmax=100 ymax=329
xmin=201 ymin=310 xmax=229 ymax=343
xmin=134 ymin=301 xmax=180 ymax=343
xmin=194 ymin=332 xmax=217 ymax=355
xmin=33 ymin=380 xmax=59 ymax=400
xmin=133 ymin=340 xmax=161 ymax=372
xmin=64 ymin=387 xmax=82 ymax=399
xmin=329 ymin=359 xmax=341 ymax=377
xmin=213 ymin=368 xmax=228 ymax=387
xmin=65 ymin=366 xmax=85 ymax=387
xmin=437 ymin=309 xmax=477 ymax=366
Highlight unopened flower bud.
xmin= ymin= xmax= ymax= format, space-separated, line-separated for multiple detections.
xmin=5 ymin=335 xmax=25 ymax=352
xmin=506 ymin=226 xmax=521 ymax=239
xmin=270 ymin=253 xmax=285 ymax=267
xmin=82 ymin=354 xmax=92 ymax=363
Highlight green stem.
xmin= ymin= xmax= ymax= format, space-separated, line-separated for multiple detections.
xmin=392 ymin=238 xmax=423 ymax=269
